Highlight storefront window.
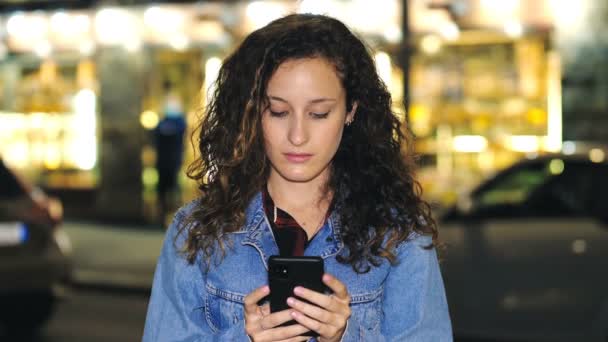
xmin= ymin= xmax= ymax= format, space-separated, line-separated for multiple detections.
xmin=0 ymin=56 xmax=99 ymax=189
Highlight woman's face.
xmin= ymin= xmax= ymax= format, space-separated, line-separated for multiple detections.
xmin=262 ymin=57 xmax=356 ymax=185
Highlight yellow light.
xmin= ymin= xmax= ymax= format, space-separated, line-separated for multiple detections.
xmin=504 ymin=20 xmax=523 ymax=38
xmin=480 ymin=0 xmax=520 ymax=16
xmin=589 ymin=149 xmax=605 ymax=163
xmin=73 ymin=89 xmax=97 ymax=133
xmin=246 ymin=1 xmax=287 ymax=30
xmin=65 ymin=136 xmax=97 ymax=170
xmin=95 ymin=8 xmax=140 ymax=46
xmin=71 ymin=89 xmax=97 ymax=170
xmin=478 ymin=151 xmax=495 ymax=172
xmin=4 ymin=141 xmax=29 ymax=169
xmin=143 ymin=6 xmax=162 ymax=26
xmin=123 ymin=36 xmax=142 ymax=53
xmin=383 ymin=25 xmax=402 ymax=43
xmin=44 ymin=144 xmax=62 ymax=170
xmin=452 ymin=135 xmax=488 ymax=153
xmin=298 ymin=0 xmax=328 ymax=14
xmin=548 ymin=159 xmax=564 ymax=175
xmin=144 ymin=6 xmax=184 ymax=32
xmin=526 ymin=107 xmax=546 ymax=125
xmin=439 ymin=22 xmax=459 ymax=41
xmin=169 ymin=35 xmax=189 ymax=51
xmin=409 ymin=104 xmax=432 ymax=136
xmin=420 ymin=35 xmax=442 ymax=55
xmin=140 ymin=110 xmax=159 ymax=129
xmin=436 ymin=124 xmax=453 ymax=177
xmin=6 ymin=14 xmax=26 ymax=36
xmin=374 ymin=52 xmax=392 ymax=87
xmin=549 ymin=0 xmax=586 ymax=34
xmin=7 ymin=13 xmax=47 ymax=39
xmin=297 ymin=0 xmax=341 ymax=16
xmin=142 ymin=167 xmax=159 ymax=187
xmin=79 ymin=41 xmax=96 ymax=56
xmin=349 ymin=0 xmax=399 ymax=35
xmin=507 ymin=135 xmax=540 ymax=153
xmin=50 ymin=12 xmax=90 ymax=38
xmin=31 ymin=142 xmax=46 ymax=165
xmin=29 ymin=112 xmax=46 ymax=130
xmin=546 ymin=51 xmax=562 ymax=152
xmin=191 ymin=21 xmax=226 ymax=43
xmin=204 ymin=57 xmax=222 ymax=101
xmin=143 ymin=5 xmax=186 ymax=45
xmin=34 ymin=41 xmax=52 ymax=58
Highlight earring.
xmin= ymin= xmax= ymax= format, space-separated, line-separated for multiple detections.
xmin=346 ymin=119 xmax=353 ymax=126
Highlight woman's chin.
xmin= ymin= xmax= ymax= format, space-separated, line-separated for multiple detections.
xmin=275 ymin=168 xmax=326 ymax=184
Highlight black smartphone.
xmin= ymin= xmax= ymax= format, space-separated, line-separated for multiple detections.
xmin=268 ymin=256 xmax=329 ymax=334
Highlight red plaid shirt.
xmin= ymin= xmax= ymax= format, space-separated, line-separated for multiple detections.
xmin=262 ymin=186 xmax=331 ymax=256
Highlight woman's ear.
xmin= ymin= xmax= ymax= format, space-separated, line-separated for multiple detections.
xmin=345 ymin=101 xmax=358 ymax=126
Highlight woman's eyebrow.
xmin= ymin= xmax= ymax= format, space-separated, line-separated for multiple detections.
xmin=268 ymin=95 xmax=337 ymax=104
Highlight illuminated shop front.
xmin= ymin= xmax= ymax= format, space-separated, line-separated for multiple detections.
xmin=0 ymin=0 xmax=576 ymax=220
xmin=0 ymin=9 xmax=99 ymax=189
xmin=0 ymin=1 xmax=404 ymax=222
xmin=407 ymin=0 xmax=568 ymax=206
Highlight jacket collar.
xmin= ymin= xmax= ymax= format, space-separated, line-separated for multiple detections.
xmin=241 ymin=191 xmax=344 ymax=270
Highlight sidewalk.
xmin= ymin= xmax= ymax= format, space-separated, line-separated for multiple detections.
xmin=63 ymin=221 xmax=166 ymax=291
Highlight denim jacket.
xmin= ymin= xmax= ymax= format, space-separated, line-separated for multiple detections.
xmin=143 ymin=192 xmax=452 ymax=341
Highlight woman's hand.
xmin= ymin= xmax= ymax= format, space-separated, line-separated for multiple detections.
xmin=244 ymin=285 xmax=311 ymax=342
xmin=287 ymin=274 xmax=351 ymax=342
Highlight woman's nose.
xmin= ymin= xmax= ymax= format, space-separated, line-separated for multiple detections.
xmin=287 ymin=115 xmax=309 ymax=146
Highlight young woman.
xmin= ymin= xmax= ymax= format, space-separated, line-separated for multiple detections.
xmin=144 ymin=14 xmax=452 ymax=342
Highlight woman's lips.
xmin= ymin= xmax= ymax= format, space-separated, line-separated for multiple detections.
xmin=284 ymin=153 xmax=313 ymax=163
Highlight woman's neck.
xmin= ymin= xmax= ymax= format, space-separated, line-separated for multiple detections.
xmin=266 ymin=174 xmax=332 ymax=214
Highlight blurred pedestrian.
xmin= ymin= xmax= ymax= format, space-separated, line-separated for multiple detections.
xmin=144 ymin=14 xmax=452 ymax=341
xmin=154 ymin=81 xmax=187 ymax=226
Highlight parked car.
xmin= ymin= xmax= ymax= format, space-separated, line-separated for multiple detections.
xmin=440 ymin=151 xmax=608 ymax=342
xmin=0 ymin=158 xmax=72 ymax=335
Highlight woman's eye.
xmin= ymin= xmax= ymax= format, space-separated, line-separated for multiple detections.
xmin=311 ymin=112 xmax=330 ymax=119
xmin=269 ymin=110 xmax=288 ymax=117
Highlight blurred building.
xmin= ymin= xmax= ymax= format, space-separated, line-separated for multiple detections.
xmin=0 ymin=0 xmax=605 ymax=222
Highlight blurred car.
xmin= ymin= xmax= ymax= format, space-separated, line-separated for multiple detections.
xmin=439 ymin=150 xmax=608 ymax=342
xmin=0 ymin=159 xmax=72 ymax=335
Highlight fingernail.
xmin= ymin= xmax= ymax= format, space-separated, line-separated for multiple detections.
xmin=263 ymin=286 xmax=270 ymax=293
xmin=291 ymin=311 xmax=298 ymax=318
xmin=293 ymin=286 xmax=303 ymax=295
xmin=287 ymin=297 xmax=295 ymax=305
xmin=323 ymin=274 xmax=331 ymax=282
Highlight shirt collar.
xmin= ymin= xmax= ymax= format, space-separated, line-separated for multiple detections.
xmin=241 ymin=191 xmax=344 ymax=268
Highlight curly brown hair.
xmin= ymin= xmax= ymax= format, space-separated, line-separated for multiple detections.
xmin=180 ymin=13 xmax=437 ymax=273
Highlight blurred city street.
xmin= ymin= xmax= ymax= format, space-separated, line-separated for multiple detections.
xmin=10 ymin=289 xmax=149 ymax=342
xmin=63 ymin=222 xmax=164 ymax=291
xmin=1 ymin=222 xmax=163 ymax=342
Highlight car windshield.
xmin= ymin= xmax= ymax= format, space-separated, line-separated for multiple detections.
xmin=475 ymin=162 xmax=550 ymax=208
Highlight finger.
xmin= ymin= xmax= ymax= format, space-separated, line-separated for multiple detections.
xmin=276 ymin=336 xmax=312 ymax=342
xmin=244 ymin=285 xmax=269 ymax=315
xmin=261 ymin=309 xmax=297 ymax=329
xmin=293 ymin=286 xmax=332 ymax=310
xmin=287 ymin=297 xmax=332 ymax=325
xmin=289 ymin=310 xmax=329 ymax=337
xmin=322 ymin=273 xmax=349 ymax=300
xmin=261 ymin=303 xmax=270 ymax=316
xmin=257 ymin=323 xmax=310 ymax=341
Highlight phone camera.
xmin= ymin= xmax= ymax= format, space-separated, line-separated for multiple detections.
xmin=271 ymin=265 xmax=289 ymax=279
